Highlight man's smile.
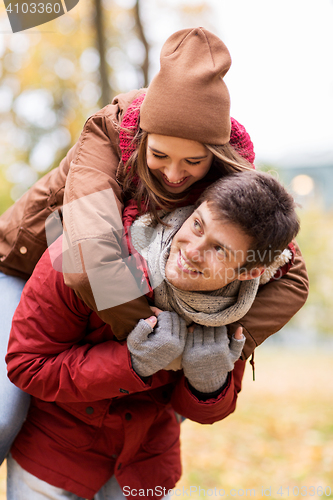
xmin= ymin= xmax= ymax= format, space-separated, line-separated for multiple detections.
xmin=177 ymin=250 xmax=202 ymax=275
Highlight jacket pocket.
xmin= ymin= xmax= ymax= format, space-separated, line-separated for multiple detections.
xmin=141 ymin=407 xmax=180 ymax=455
xmin=30 ymin=400 xmax=109 ymax=451
xmin=57 ymin=400 xmax=110 ymax=427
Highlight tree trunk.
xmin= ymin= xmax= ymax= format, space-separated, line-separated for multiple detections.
xmin=134 ymin=0 xmax=150 ymax=87
xmin=94 ymin=0 xmax=112 ymax=106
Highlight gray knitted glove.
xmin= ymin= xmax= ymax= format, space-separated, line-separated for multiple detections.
xmin=127 ymin=311 xmax=187 ymax=378
xmin=182 ymin=324 xmax=245 ymax=394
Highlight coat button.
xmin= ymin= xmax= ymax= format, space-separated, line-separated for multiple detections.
xmin=85 ymin=406 xmax=94 ymax=415
xmin=19 ymin=246 xmax=28 ymax=255
xmin=125 ymin=412 xmax=132 ymax=421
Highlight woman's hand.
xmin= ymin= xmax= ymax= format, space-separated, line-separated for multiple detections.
xmin=182 ymin=325 xmax=245 ymax=394
xmin=142 ymin=306 xmax=164 ymax=330
xmin=233 ymin=326 xmax=244 ymax=340
xmin=149 ymin=306 xmax=163 ymax=317
xmin=127 ymin=311 xmax=187 ymax=378
xmin=144 ymin=315 xmax=158 ymax=329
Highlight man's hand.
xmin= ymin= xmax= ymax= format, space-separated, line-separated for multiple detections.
xmin=182 ymin=324 xmax=245 ymax=394
xmin=127 ymin=311 xmax=187 ymax=378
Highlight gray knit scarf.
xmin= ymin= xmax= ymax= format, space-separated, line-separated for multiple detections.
xmin=131 ymin=206 xmax=260 ymax=327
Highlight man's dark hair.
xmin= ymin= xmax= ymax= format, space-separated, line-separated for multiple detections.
xmin=199 ymin=170 xmax=300 ymax=269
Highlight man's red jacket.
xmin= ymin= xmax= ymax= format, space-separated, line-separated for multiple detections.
xmin=6 ymin=236 xmax=245 ymax=500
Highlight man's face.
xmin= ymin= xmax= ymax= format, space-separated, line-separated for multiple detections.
xmin=165 ymin=202 xmax=258 ymax=291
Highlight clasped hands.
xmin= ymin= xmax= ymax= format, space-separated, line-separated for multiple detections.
xmin=127 ymin=307 xmax=245 ymax=394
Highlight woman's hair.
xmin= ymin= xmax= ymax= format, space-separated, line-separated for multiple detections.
xmin=122 ymin=125 xmax=254 ymax=225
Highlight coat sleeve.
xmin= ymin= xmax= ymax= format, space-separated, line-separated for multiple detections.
xmin=229 ymin=240 xmax=309 ymax=360
xmin=61 ymin=90 xmax=152 ymax=340
xmin=5 ymin=242 xmax=152 ymax=404
xmin=171 ymin=360 xmax=245 ymax=425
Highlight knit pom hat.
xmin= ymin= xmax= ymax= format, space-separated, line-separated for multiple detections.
xmin=140 ymin=27 xmax=232 ymax=145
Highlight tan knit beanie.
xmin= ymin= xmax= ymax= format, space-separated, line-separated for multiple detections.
xmin=140 ymin=27 xmax=232 ymax=145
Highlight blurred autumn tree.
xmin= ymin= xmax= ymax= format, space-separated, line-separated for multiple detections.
xmin=292 ymin=206 xmax=333 ymax=336
xmin=0 ymin=0 xmax=215 ymax=211
xmin=0 ymin=0 xmax=151 ymax=211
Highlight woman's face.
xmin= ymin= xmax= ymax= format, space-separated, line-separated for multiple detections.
xmin=146 ymin=134 xmax=214 ymax=193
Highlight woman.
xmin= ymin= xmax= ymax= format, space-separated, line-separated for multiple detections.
xmin=0 ymin=27 xmax=308 ymax=463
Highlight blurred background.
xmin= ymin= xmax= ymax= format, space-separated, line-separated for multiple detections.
xmin=0 ymin=0 xmax=332 ymax=497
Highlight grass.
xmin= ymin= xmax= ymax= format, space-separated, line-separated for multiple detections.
xmin=0 ymin=348 xmax=332 ymax=499
xmin=177 ymin=347 xmax=333 ymax=499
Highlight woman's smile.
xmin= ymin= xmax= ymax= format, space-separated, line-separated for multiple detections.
xmin=147 ymin=134 xmax=213 ymax=193
xmin=161 ymin=173 xmax=190 ymax=188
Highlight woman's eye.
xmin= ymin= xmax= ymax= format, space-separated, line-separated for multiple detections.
xmin=186 ymin=159 xmax=201 ymax=166
xmin=152 ymin=153 xmax=167 ymax=159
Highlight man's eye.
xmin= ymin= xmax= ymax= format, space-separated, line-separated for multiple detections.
xmin=193 ymin=219 xmax=202 ymax=231
xmin=215 ymin=246 xmax=226 ymax=256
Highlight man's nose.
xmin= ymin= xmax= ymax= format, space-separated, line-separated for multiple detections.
xmin=186 ymin=241 xmax=205 ymax=262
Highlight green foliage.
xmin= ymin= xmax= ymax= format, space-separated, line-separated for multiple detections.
xmin=257 ymin=164 xmax=332 ymax=336
xmin=0 ymin=3 xmax=95 ymax=211
xmin=0 ymin=170 xmax=13 ymax=215
xmin=0 ymin=0 xmax=145 ymax=211
xmin=295 ymin=204 xmax=333 ymax=335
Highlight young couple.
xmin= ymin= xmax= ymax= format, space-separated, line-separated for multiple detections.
xmin=1 ymin=27 xmax=308 ymax=499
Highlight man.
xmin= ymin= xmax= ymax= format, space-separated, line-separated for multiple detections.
xmin=126 ymin=170 xmax=299 ymax=376
xmin=6 ymin=171 xmax=300 ymax=500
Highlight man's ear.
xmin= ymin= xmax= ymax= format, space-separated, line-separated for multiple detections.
xmin=238 ymin=267 xmax=265 ymax=281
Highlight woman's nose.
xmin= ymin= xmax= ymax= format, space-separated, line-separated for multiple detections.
xmin=163 ymin=163 xmax=186 ymax=183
